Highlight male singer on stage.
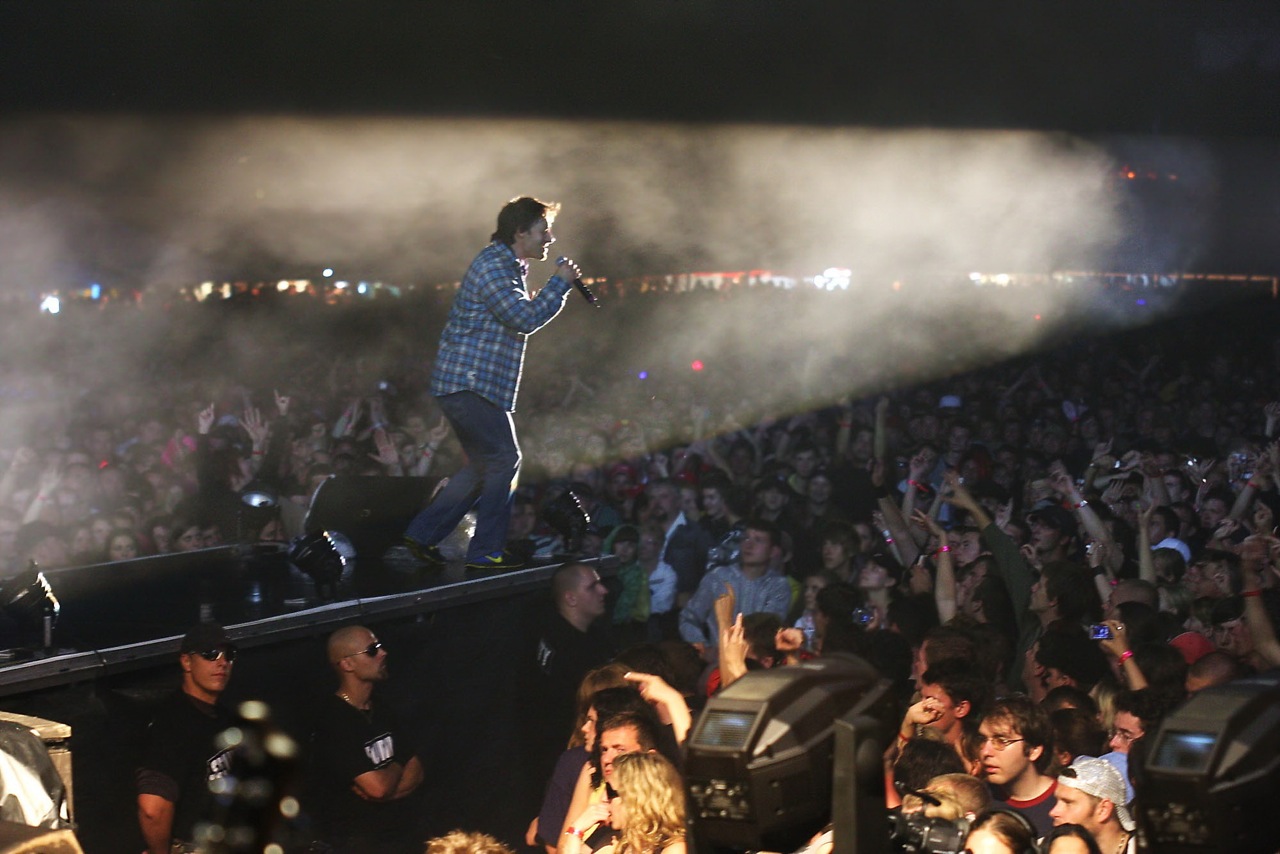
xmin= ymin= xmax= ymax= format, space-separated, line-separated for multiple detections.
xmin=404 ymin=196 xmax=581 ymax=570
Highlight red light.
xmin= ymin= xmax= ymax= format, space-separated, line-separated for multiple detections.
xmin=691 ymin=360 xmax=704 ymax=372
xmin=1034 ymin=314 xmax=1042 ymax=321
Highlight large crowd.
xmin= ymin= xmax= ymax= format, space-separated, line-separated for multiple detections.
xmin=2 ymin=283 xmax=1280 ymax=852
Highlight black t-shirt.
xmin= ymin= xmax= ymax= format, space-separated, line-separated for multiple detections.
xmin=137 ymin=691 xmax=235 ymax=843
xmin=523 ymin=610 xmax=614 ymax=777
xmin=306 ymin=693 xmax=419 ymax=850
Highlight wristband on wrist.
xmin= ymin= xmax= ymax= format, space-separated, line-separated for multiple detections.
xmin=565 ymin=828 xmax=585 ymax=840
xmin=1248 ymin=480 xmax=1262 ymax=490
xmin=1244 ymin=589 xmax=1263 ymax=598
xmin=1118 ymin=649 xmax=1134 ymax=663
xmin=1073 ymin=498 xmax=1088 ymax=509
xmin=936 ymin=545 xmax=951 ymax=555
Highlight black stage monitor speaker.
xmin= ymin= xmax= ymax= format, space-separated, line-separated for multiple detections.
xmin=304 ymin=475 xmax=433 ymax=558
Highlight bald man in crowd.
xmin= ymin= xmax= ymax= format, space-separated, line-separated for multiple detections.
xmin=1185 ymin=650 xmax=1243 ymax=695
xmin=524 ymin=563 xmax=614 ymax=793
xmin=306 ymin=625 xmax=423 ymax=853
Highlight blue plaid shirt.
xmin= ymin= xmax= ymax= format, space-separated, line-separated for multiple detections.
xmin=430 ymin=241 xmax=572 ymax=411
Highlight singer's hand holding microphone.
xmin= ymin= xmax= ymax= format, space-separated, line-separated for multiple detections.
xmin=556 ymin=255 xmax=599 ymax=307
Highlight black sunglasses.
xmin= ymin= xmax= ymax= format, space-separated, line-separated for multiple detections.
xmin=344 ymin=641 xmax=384 ymax=659
xmin=195 ymin=646 xmax=237 ymax=663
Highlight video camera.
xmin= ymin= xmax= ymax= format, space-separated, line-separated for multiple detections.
xmin=888 ymin=809 xmax=969 ymax=854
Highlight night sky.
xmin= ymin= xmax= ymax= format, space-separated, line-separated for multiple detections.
xmin=3 ymin=1 xmax=1280 ymax=290
xmin=2 ymin=1 xmax=1278 ymax=131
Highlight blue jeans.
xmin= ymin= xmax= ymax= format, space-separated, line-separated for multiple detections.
xmin=404 ymin=391 xmax=520 ymax=560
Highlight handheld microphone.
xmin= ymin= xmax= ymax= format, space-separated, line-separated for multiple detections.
xmin=556 ymin=256 xmax=600 ymax=307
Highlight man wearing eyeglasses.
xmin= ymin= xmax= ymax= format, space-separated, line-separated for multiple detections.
xmin=977 ymin=695 xmax=1057 ymax=837
xmin=307 ymin=625 xmax=422 ymax=852
xmin=1097 ymin=687 xmax=1177 ymax=805
xmin=137 ymin=621 xmax=238 ymax=854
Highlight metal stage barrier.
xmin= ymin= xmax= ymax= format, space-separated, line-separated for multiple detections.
xmin=0 ymin=477 xmax=611 ymax=850
xmin=0 ymin=546 xmax=609 ymax=699
xmin=1 ymin=474 xmax=608 ymax=698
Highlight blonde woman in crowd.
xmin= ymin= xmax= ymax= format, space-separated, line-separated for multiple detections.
xmin=563 ymin=751 xmax=685 ymax=854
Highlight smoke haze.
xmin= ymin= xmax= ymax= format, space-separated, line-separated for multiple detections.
xmin=0 ymin=115 xmax=1230 ymax=451
xmin=0 ymin=115 xmax=1145 ymax=287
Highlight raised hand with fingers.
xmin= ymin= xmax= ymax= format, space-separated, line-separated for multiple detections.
xmin=240 ymin=407 xmax=269 ymax=449
xmin=427 ymin=417 xmax=450 ymax=447
xmin=1188 ymin=457 xmax=1216 ymax=486
xmin=718 ymin=613 xmax=750 ymax=690
xmin=775 ymin=627 xmax=804 ymax=653
xmin=713 ymin=584 xmax=737 ymax=636
xmin=994 ymin=498 xmax=1013 ymax=532
xmin=197 ymin=403 xmax=216 ymax=435
xmin=910 ymin=508 xmax=944 ymax=545
xmin=941 ymin=469 xmax=978 ymax=514
xmin=369 ymin=428 xmax=401 ymax=470
xmin=622 ymin=669 xmax=691 ymax=743
xmin=1090 ymin=439 xmax=1114 ymax=469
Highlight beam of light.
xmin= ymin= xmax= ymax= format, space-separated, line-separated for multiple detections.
xmin=0 ymin=113 xmax=1237 ymax=466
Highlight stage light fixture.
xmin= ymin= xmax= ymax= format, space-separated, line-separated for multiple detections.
xmin=684 ymin=654 xmax=894 ymax=853
xmin=0 ymin=567 xmax=61 ymax=649
xmin=1139 ymin=670 xmax=1280 ymax=853
xmin=287 ymin=531 xmax=355 ymax=599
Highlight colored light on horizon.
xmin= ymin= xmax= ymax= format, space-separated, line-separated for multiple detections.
xmin=691 ymin=360 xmax=704 ymax=371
